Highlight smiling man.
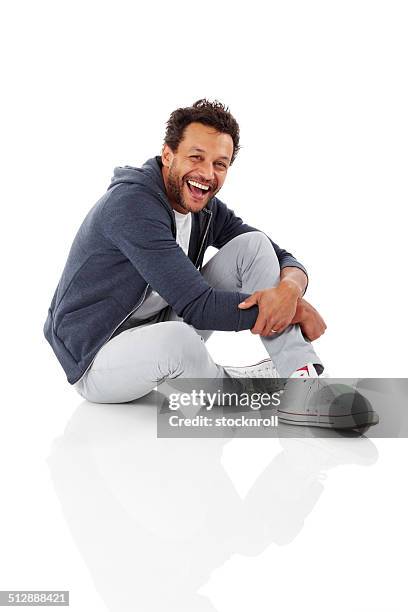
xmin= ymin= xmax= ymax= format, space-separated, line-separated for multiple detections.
xmin=44 ymin=99 xmax=379 ymax=430
xmin=163 ymin=121 xmax=231 ymax=213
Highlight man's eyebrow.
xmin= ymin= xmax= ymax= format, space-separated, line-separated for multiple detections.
xmin=189 ymin=147 xmax=231 ymax=161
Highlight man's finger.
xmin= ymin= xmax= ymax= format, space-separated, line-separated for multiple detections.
xmin=238 ymin=296 xmax=258 ymax=309
xmin=265 ymin=322 xmax=279 ymax=335
xmin=251 ymin=315 xmax=268 ymax=334
xmin=263 ymin=320 xmax=282 ymax=336
xmin=266 ymin=316 xmax=290 ymax=334
xmin=266 ymin=319 xmax=293 ymax=336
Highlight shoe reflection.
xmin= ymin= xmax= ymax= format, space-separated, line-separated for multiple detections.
xmin=48 ymin=391 xmax=378 ymax=612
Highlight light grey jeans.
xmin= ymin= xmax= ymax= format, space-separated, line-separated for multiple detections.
xmin=75 ymin=232 xmax=321 ymax=403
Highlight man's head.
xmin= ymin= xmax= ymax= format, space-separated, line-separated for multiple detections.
xmin=161 ymin=99 xmax=240 ymax=214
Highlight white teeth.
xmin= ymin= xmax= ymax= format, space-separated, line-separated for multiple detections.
xmin=187 ymin=179 xmax=209 ymax=191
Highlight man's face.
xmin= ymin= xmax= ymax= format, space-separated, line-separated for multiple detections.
xmin=161 ymin=122 xmax=234 ymax=214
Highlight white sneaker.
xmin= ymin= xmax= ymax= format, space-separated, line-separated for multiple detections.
xmin=222 ymin=358 xmax=281 ymax=395
xmin=223 ymin=358 xmax=279 ymax=379
xmin=278 ymin=363 xmax=380 ymax=431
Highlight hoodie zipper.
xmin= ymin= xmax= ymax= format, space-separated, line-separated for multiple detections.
xmin=194 ymin=209 xmax=212 ymax=267
xmin=77 ymin=283 xmax=150 ymax=382
xmin=156 ymin=189 xmax=213 ymax=269
xmin=107 ymin=283 xmax=150 ymax=339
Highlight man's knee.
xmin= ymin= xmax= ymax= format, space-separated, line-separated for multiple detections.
xmin=230 ymin=231 xmax=279 ymax=269
xmin=158 ymin=321 xmax=207 ymax=376
xmin=160 ymin=321 xmax=203 ymax=352
xmin=232 ymin=231 xmax=274 ymax=254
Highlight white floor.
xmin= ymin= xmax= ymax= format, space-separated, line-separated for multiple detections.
xmin=1 ymin=361 xmax=407 ymax=611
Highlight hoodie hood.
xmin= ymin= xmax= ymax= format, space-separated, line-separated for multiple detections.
xmin=109 ymin=156 xmax=168 ymax=200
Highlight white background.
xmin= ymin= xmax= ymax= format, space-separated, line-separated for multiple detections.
xmin=1 ymin=1 xmax=407 ymax=611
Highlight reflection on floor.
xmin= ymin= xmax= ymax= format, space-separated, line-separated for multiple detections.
xmin=48 ymin=391 xmax=378 ymax=612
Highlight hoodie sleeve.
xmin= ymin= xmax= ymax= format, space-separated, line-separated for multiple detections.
xmin=211 ymin=198 xmax=308 ymax=288
xmin=99 ymin=186 xmax=259 ymax=331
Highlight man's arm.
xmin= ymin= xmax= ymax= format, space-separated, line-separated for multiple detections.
xmin=238 ymin=277 xmax=301 ymax=336
xmin=279 ymin=270 xmax=326 ymax=341
xmin=212 ymin=200 xmax=327 ymax=338
xmin=212 ymin=198 xmax=314 ymax=335
xmin=100 ymin=189 xmax=262 ymax=332
xmin=242 ymin=268 xmax=308 ymax=336
xmin=280 ymin=266 xmax=308 ymax=296
xmin=291 ymin=298 xmax=327 ymax=341
xmin=281 ymin=269 xmax=326 ymax=340
xmin=238 ymin=275 xmax=327 ymax=339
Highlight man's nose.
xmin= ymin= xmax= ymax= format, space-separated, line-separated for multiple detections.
xmin=197 ymin=161 xmax=215 ymax=182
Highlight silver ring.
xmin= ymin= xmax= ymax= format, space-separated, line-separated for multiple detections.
xmin=270 ymin=329 xmax=278 ymax=333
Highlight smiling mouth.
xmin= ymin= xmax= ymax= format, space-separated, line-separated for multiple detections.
xmin=185 ymin=179 xmax=212 ymax=200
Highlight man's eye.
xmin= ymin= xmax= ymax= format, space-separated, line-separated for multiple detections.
xmin=216 ymin=162 xmax=227 ymax=169
xmin=190 ymin=155 xmax=201 ymax=160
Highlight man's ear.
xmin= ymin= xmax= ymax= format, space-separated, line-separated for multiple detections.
xmin=161 ymin=144 xmax=174 ymax=168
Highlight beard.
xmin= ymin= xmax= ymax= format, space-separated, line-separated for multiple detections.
xmin=167 ymin=164 xmax=190 ymax=212
xmin=166 ymin=162 xmax=219 ymax=213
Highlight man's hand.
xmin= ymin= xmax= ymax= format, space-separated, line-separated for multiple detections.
xmin=238 ymin=280 xmax=301 ymax=336
xmin=291 ymin=298 xmax=327 ymax=341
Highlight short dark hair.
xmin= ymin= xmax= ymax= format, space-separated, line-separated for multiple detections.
xmin=164 ymin=99 xmax=240 ymax=164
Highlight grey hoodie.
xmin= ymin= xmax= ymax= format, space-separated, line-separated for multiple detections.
xmin=44 ymin=156 xmax=307 ymax=383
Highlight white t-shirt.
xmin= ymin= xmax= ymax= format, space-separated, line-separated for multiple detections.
xmin=129 ymin=210 xmax=192 ymax=322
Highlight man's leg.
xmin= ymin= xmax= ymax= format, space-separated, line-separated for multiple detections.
xmin=75 ymin=320 xmax=225 ymax=403
xmin=190 ymin=231 xmax=322 ymax=377
xmin=165 ymin=233 xmax=380 ymax=431
xmin=76 ymin=231 xmax=321 ymax=404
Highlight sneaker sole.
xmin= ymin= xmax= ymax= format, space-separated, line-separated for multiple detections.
xmin=277 ymin=410 xmax=380 ymax=430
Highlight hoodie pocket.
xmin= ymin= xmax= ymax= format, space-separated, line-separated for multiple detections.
xmin=55 ymin=297 xmax=126 ymax=363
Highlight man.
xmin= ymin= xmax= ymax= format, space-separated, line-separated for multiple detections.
xmin=44 ymin=99 xmax=378 ymax=430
